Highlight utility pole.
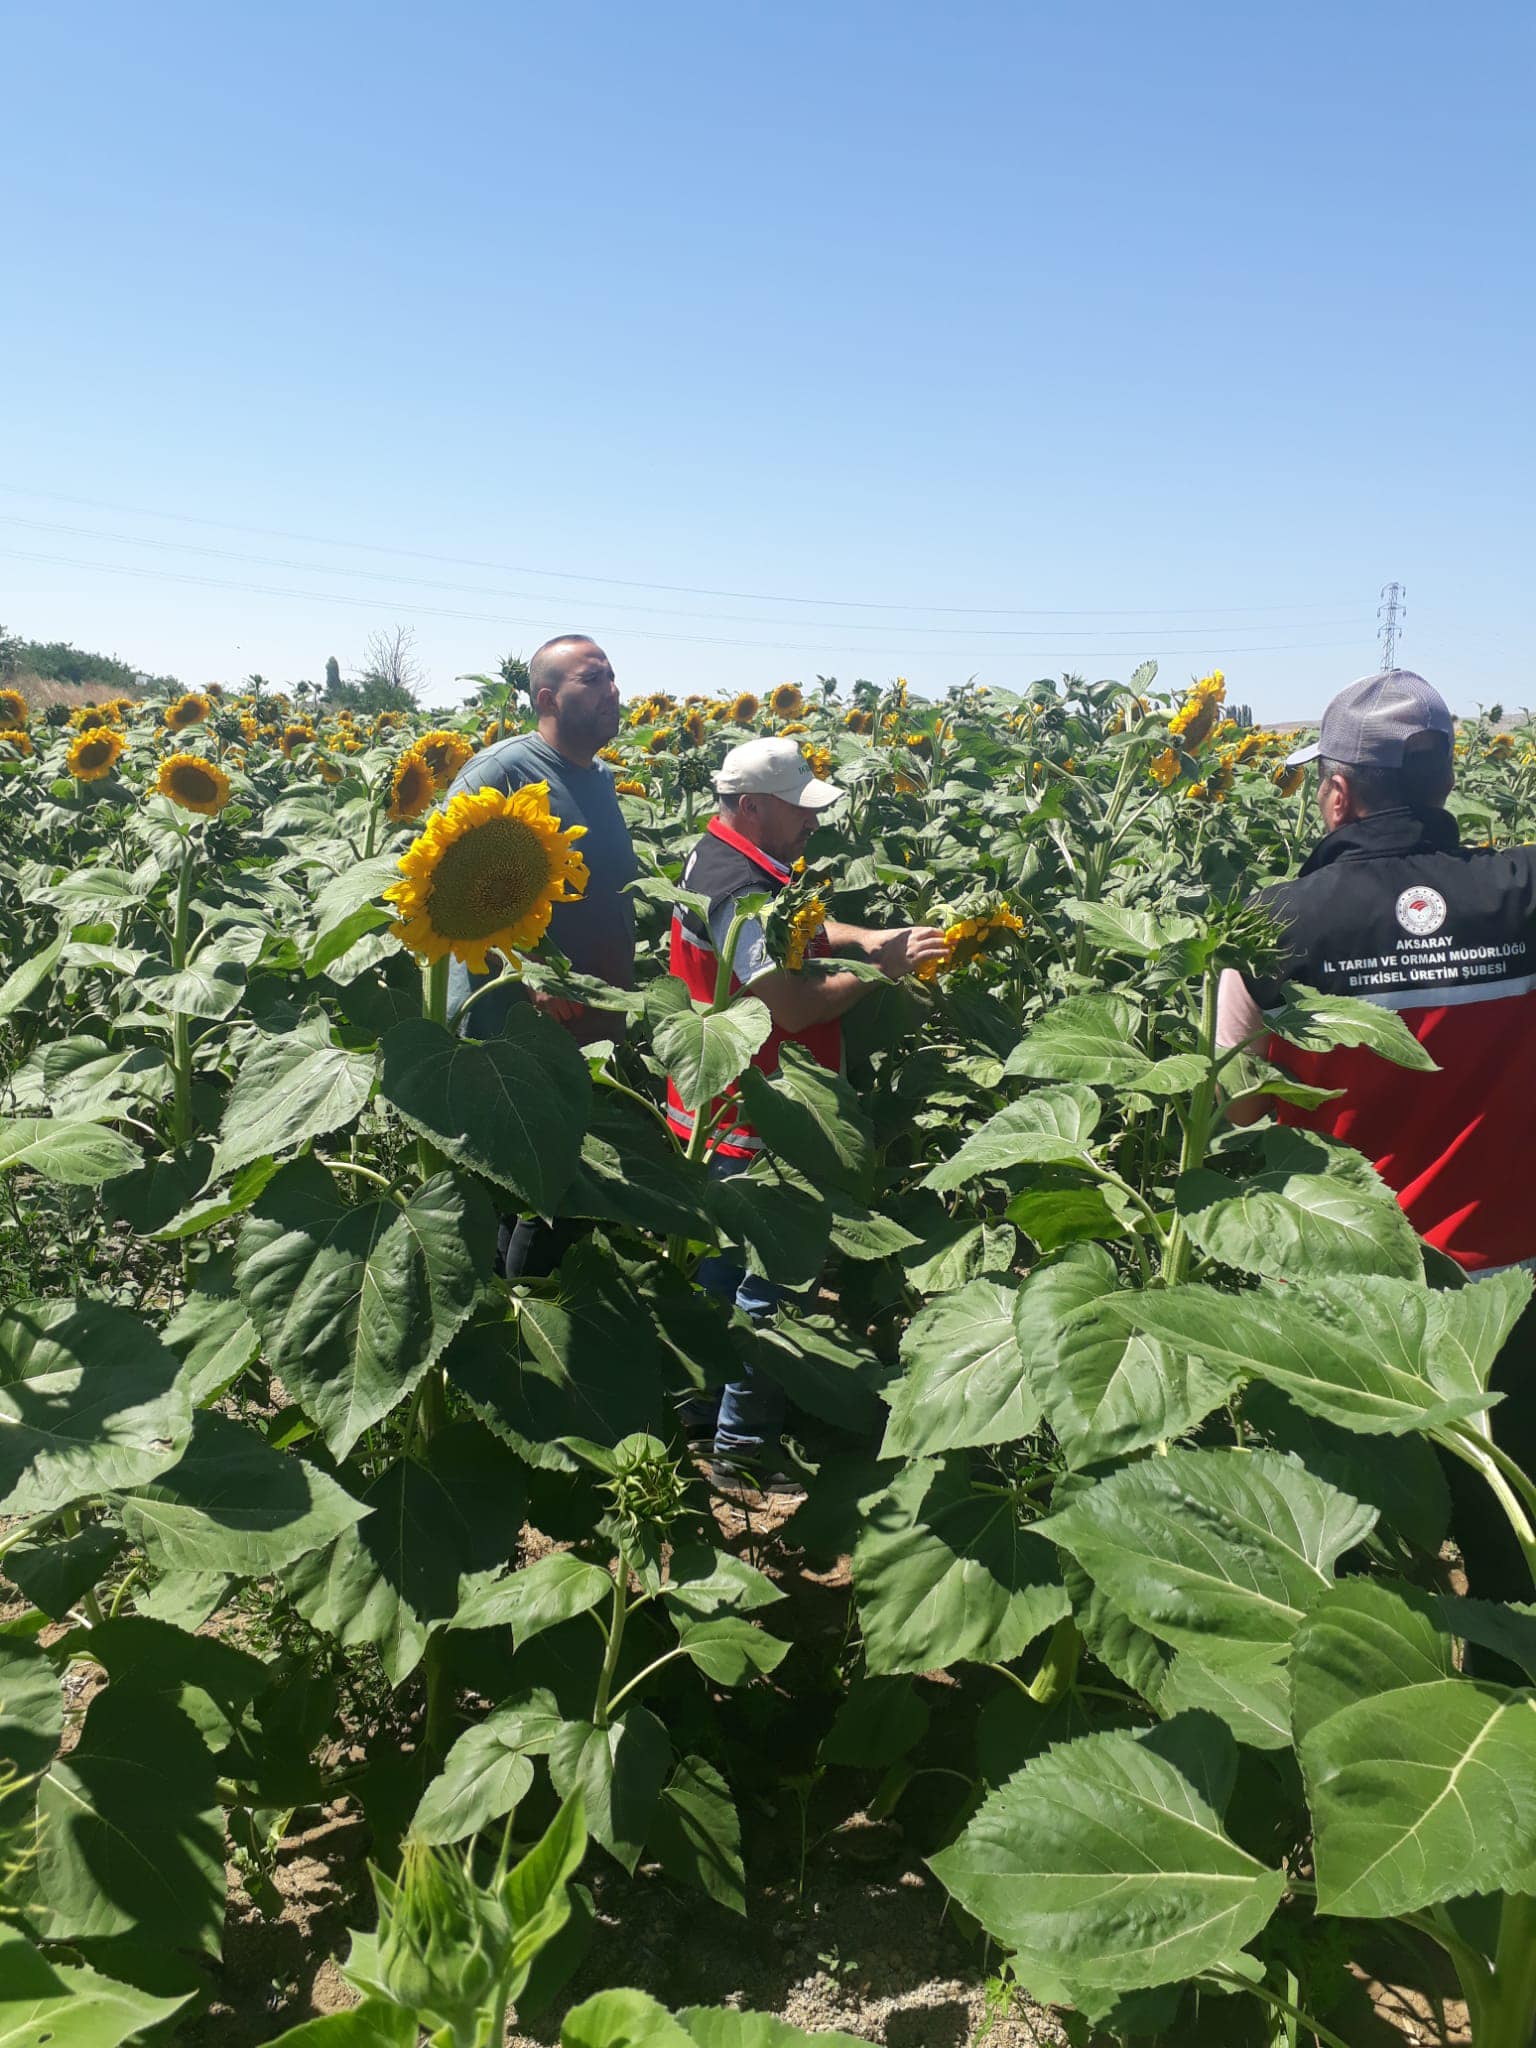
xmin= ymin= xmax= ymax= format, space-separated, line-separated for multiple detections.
xmin=1378 ymin=581 xmax=1406 ymax=670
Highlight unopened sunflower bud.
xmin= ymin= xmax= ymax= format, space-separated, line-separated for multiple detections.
xmin=373 ymin=1837 xmax=512 ymax=2047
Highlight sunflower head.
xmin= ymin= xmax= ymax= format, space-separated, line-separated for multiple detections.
xmin=388 ymin=747 xmax=436 ymax=822
xmin=844 ymin=708 xmax=874 ymax=736
xmin=66 ymin=729 xmax=127 ymax=781
xmin=165 ymin=692 xmax=212 ymax=732
xmin=316 ymin=756 xmax=344 ymax=785
xmin=1168 ymin=670 xmax=1226 ymax=751
xmin=769 ymin=683 xmax=804 ymax=720
xmin=783 ymin=895 xmax=828 ymax=973
xmin=728 ymin=692 xmax=760 ymax=728
xmin=383 ymin=779 xmax=589 ymax=973
xmin=614 ymin=777 xmax=649 ymax=797
xmin=646 ymin=728 xmax=673 ymax=756
xmin=71 ymin=704 xmax=115 ymax=732
xmin=0 ymin=728 xmax=34 ymax=759
xmin=0 ymin=689 xmax=29 ymax=726
xmin=414 ymin=729 xmax=475 ymax=790
xmin=279 ymin=722 xmax=317 ymax=759
xmin=679 ymin=709 xmax=708 ymax=747
xmin=1149 ymin=746 xmax=1180 ymax=788
xmin=801 ymin=742 xmax=833 ymax=779
xmin=1274 ymin=764 xmax=1305 ymax=797
xmin=918 ymin=903 xmax=1025 ymax=980
xmin=156 ymin=750 xmax=232 ymax=815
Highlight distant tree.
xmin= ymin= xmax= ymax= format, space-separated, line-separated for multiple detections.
xmin=324 ymin=655 xmax=341 ymax=695
xmin=7 ymin=635 xmax=175 ymax=693
xmin=0 ymin=626 xmax=21 ymax=680
xmin=353 ymin=626 xmax=423 ymax=711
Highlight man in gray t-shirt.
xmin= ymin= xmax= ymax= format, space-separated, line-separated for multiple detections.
xmin=445 ymin=634 xmax=637 ymax=1276
xmin=446 ymin=635 xmax=637 ymax=1044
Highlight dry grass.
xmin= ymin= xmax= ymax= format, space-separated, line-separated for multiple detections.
xmin=5 ymin=671 xmax=128 ymax=714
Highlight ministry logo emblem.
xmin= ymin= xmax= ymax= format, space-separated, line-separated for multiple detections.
xmin=1396 ymin=885 xmax=1448 ymax=936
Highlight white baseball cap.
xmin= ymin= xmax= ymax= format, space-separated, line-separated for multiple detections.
xmin=714 ymin=736 xmax=845 ymax=810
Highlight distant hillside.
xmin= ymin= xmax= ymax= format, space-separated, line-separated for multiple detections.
xmin=0 ymin=625 xmax=178 ymax=711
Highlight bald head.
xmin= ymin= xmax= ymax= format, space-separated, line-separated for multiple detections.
xmin=528 ymin=635 xmax=620 ymax=765
xmin=529 ymin=635 xmax=599 ymax=701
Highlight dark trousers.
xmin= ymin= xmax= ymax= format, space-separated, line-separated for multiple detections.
xmin=497 ymin=1215 xmax=587 ymax=1282
xmin=1442 ymin=1293 xmax=1536 ymax=1608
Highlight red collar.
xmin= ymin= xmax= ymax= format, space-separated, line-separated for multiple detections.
xmin=707 ymin=814 xmax=793 ymax=883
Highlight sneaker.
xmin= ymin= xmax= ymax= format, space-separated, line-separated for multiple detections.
xmin=707 ymin=1460 xmax=807 ymax=1502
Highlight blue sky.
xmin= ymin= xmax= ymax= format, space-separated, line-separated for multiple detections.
xmin=4 ymin=1 xmax=1531 ymax=716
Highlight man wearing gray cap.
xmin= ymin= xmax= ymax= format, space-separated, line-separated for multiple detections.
xmin=667 ymin=736 xmax=947 ymax=1495
xmin=1217 ymin=669 xmax=1536 ymax=1602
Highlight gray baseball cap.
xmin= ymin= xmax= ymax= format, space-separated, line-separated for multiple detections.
xmin=1285 ymin=669 xmax=1455 ymax=769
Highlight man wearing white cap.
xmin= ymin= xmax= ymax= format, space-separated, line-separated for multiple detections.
xmin=1216 ymin=669 xmax=1536 ymax=1605
xmin=668 ymin=736 xmax=947 ymax=1494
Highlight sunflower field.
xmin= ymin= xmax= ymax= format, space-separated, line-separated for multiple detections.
xmin=4 ymin=666 xmax=1536 ymax=2048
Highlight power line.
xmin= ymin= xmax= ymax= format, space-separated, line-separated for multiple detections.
xmin=0 ymin=514 xmax=1365 ymax=645
xmin=0 ymin=483 xmax=1364 ymax=624
xmin=0 ymin=545 xmax=1370 ymax=666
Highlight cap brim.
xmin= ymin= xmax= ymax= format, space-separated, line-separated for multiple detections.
xmin=793 ymin=778 xmax=845 ymax=810
xmin=1284 ymin=741 xmax=1322 ymax=768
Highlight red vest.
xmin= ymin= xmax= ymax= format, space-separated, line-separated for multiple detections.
xmin=666 ymin=816 xmax=843 ymax=1160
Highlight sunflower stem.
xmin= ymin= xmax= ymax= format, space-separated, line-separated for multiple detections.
xmin=451 ymin=957 xmax=521 ymax=1031
xmin=424 ymin=955 xmax=450 ymax=1028
xmin=416 ymin=956 xmax=453 ymax=1180
xmin=169 ymin=839 xmax=197 ymax=1149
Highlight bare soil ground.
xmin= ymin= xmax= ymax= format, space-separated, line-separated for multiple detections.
xmin=6 ymin=1498 xmax=1475 ymax=2046
xmin=186 ymin=1811 xmax=1067 ymax=2047
xmin=181 ymin=1804 xmax=1471 ymax=2048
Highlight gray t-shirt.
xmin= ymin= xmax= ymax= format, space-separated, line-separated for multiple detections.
xmin=707 ymin=898 xmax=772 ymax=984
xmin=445 ymin=731 xmax=637 ymax=1043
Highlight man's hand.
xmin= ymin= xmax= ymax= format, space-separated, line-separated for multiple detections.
xmin=874 ymin=926 xmax=950 ymax=980
xmin=531 ymin=990 xmax=586 ymax=1025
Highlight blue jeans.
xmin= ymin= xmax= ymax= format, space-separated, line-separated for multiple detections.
xmin=687 ymin=1153 xmax=790 ymax=1462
